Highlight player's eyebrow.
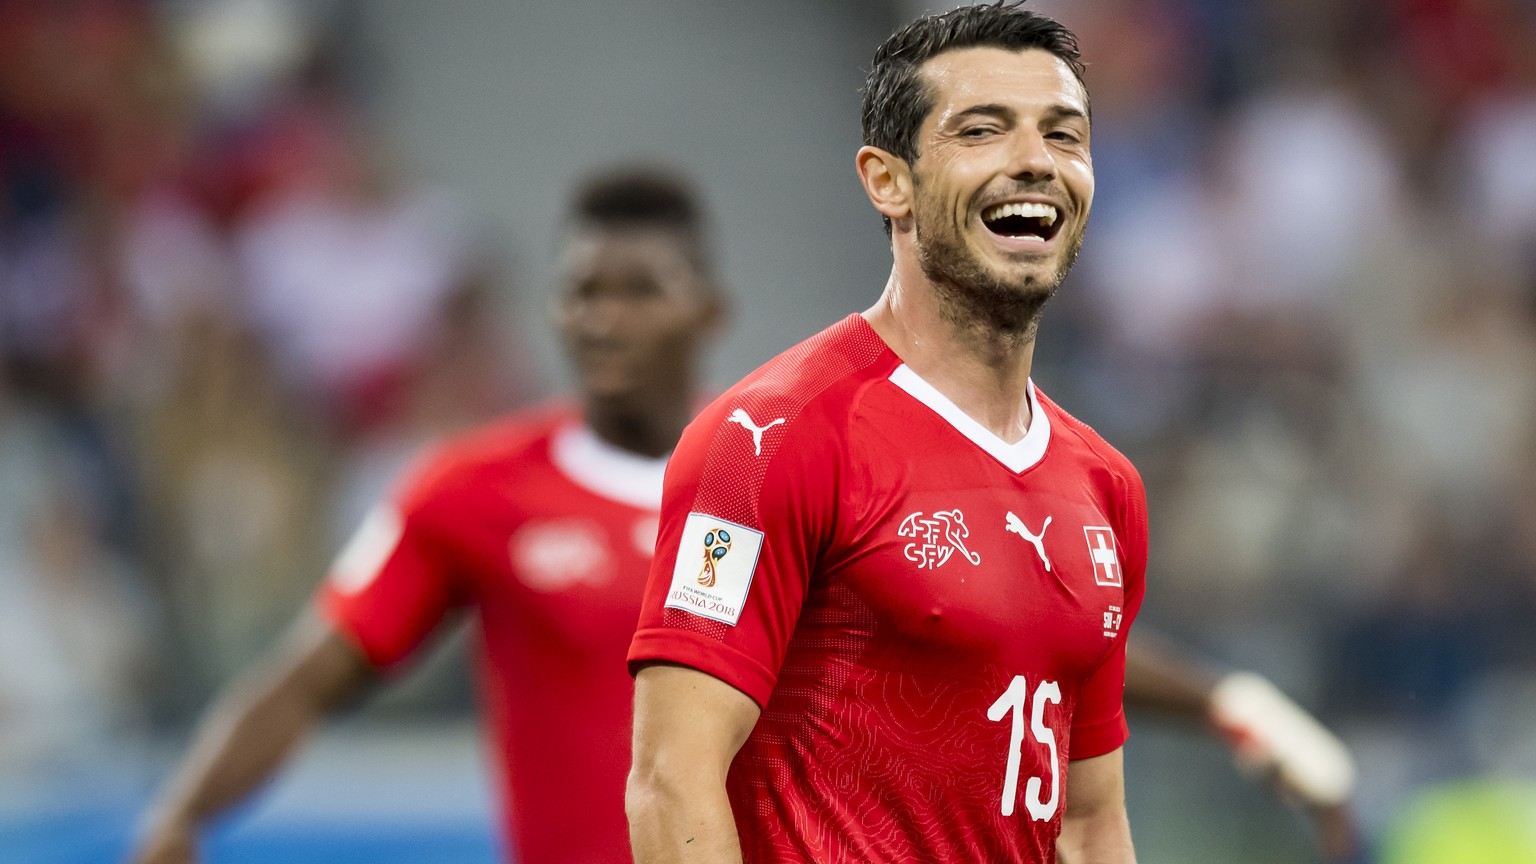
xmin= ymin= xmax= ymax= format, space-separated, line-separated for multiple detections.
xmin=946 ymin=102 xmax=1091 ymax=127
xmin=1043 ymin=103 xmax=1089 ymax=124
xmin=949 ymin=103 xmax=1014 ymax=124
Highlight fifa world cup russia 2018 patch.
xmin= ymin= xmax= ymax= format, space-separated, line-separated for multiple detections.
xmin=664 ymin=513 xmax=764 ymax=626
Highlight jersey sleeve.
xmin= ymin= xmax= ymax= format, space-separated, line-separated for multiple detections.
xmin=1068 ymin=464 xmax=1150 ymax=759
xmin=628 ymin=399 xmax=839 ymax=709
xmin=316 ymin=452 xmax=471 ymax=669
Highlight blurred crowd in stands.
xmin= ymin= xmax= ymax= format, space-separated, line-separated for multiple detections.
xmin=0 ymin=0 xmax=525 ymax=774
xmin=0 ymin=0 xmax=1532 ymax=851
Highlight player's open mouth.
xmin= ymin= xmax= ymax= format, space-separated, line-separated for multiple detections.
xmin=981 ymin=201 xmax=1061 ymax=243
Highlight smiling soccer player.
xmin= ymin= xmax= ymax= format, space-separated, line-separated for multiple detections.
xmin=626 ymin=5 xmax=1145 ymax=863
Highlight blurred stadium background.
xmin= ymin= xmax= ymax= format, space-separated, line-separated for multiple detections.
xmin=1 ymin=0 xmax=1534 ymax=861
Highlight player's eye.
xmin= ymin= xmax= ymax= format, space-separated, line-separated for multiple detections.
xmin=564 ymin=280 xmax=600 ymax=302
xmin=616 ymin=276 xmax=664 ymax=299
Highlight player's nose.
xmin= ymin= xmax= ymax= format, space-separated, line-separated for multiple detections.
xmin=1004 ymin=129 xmax=1055 ymax=181
xmin=572 ymin=295 xmax=628 ymax=340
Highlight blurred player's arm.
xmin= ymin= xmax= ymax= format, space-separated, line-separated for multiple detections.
xmin=1125 ymin=629 xmax=1357 ymax=805
xmin=132 ymin=609 xmax=377 ymax=864
xmin=1123 ymin=630 xmax=1220 ymax=720
xmin=628 ymin=663 xmax=760 ymax=864
xmin=1124 ymin=630 xmax=1359 ymax=858
xmin=1057 ymin=748 xmax=1136 ymax=864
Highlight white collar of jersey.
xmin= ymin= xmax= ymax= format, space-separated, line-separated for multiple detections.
xmin=550 ymin=422 xmax=668 ymax=510
xmin=887 ymin=365 xmax=1052 ymax=474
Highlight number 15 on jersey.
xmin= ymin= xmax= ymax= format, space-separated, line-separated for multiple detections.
xmin=988 ymin=675 xmax=1062 ymax=821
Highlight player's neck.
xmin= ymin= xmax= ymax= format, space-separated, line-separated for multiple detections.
xmin=582 ymin=392 xmax=691 ymax=459
xmin=864 ymin=266 xmax=1038 ymax=445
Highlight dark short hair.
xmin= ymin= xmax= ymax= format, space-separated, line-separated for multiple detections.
xmin=568 ymin=166 xmax=714 ymax=278
xmin=861 ymin=1 xmax=1087 ymax=167
xmin=570 ymin=166 xmax=699 ymax=232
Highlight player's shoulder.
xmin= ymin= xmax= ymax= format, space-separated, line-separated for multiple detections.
xmin=397 ymin=403 xmax=573 ymax=504
xmin=688 ymin=314 xmax=896 ymax=453
xmin=1036 ymin=386 xmax=1143 ymax=490
xmin=431 ymin=402 xmax=571 ymax=466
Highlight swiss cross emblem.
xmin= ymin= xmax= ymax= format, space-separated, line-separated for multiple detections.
xmin=1082 ymin=527 xmax=1122 ymax=587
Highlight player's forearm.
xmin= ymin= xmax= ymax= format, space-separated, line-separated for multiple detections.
xmin=1122 ymin=632 xmax=1221 ymax=720
xmin=1057 ymin=805 xmax=1136 ymax=864
xmin=626 ymin=769 xmax=744 ymax=864
xmin=141 ymin=618 xmax=374 ymax=840
xmin=145 ymin=668 xmax=334 ymax=830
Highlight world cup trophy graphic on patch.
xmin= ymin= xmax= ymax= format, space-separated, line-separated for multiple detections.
xmin=699 ymin=528 xmax=732 ymax=588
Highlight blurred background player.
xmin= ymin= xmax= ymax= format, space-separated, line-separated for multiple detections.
xmin=130 ymin=166 xmax=725 ymax=864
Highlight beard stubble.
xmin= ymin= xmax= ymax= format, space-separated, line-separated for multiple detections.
xmin=911 ymin=184 xmax=1085 ymax=342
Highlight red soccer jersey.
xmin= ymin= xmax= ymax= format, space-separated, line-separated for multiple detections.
xmin=319 ymin=405 xmax=664 ymax=864
xmin=628 ymin=315 xmax=1148 ymax=863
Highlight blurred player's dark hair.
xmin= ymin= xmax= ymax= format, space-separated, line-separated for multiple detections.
xmin=570 ymin=166 xmax=714 ymax=277
xmin=861 ymin=1 xmax=1086 ymax=234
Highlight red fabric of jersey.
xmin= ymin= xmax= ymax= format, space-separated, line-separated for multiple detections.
xmin=629 ymin=315 xmax=1148 ymax=863
xmin=319 ymin=405 xmax=659 ymax=864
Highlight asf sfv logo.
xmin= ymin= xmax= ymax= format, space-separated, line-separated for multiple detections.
xmin=898 ymin=509 xmax=981 ymax=570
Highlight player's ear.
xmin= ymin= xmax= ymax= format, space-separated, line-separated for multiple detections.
xmin=855 ymin=146 xmax=914 ymax=231
xmin=695 ymin=282 xmax=729 ymax=342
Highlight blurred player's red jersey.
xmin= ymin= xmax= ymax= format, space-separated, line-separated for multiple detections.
xmin=629 ymin=315 xmax=1148 ymax=863
xmin=319 ymin=406 xmax=663 ymax=864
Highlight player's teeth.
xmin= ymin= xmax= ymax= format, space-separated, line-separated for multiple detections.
xmin=982 ymin=202 xmax=1059 ymax=224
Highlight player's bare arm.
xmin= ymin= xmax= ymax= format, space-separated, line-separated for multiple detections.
xmin=1126 ymin=630 xmax=1357 ymax=805
xmin=1122 ymin=631 xmax=1220 ymax=720
xmin=1056 ymin=749 xmax=1136 ymax=864
xmin=132 ymin=610 xmax=376 ymax=864
xmin=1124 ymin=631 xmax=1359 ymax=858
xmin=628 ymin=663 xmax=760 ymax=864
